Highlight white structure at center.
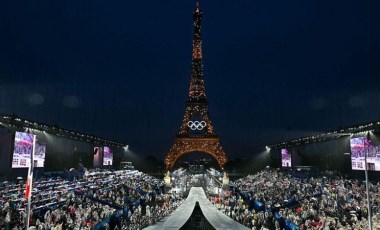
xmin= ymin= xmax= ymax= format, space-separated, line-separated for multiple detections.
xmin=144 ymin=187 xmax=249 ymax=230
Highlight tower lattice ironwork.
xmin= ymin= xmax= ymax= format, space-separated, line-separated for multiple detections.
xmin=165 ymin=0 xmax=228 ymax=170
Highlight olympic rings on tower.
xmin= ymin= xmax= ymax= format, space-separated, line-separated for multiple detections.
xmin=187 ymin=121 xmax=207 ymax=130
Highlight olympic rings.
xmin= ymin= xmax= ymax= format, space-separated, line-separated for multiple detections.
xmin=187 ymin=121 xmax=207 ymax=130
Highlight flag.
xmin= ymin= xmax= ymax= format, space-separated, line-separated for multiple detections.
xmin=25 ymin=134 xmax=36 ymax=200
xmin=25 ymin=163 xmax=33 ymax=199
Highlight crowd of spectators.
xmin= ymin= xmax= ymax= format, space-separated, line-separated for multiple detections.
xmin=0 ymin=169 xmax=183 ymax=229
xmin=208 ymin=169 xmax=380 ymax=230
xmin=3 ymin=166 xmax=380 ymax=230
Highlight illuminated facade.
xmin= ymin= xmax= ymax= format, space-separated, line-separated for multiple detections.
xmin=165 ymin=1 xmax=228 ymax=170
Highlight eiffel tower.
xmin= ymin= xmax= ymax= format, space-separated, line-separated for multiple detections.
xmin=165 ymin=0 xmax=228 ymax=170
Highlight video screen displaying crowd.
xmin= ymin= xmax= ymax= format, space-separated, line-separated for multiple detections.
xmin=208 ymin=169 xmax=380 ymax=230
xmin=0 ymin=170 xmax=183 ymax=230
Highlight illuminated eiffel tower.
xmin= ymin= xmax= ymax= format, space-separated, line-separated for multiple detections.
xmin=165 ymin=0 xmax=228 ymax=170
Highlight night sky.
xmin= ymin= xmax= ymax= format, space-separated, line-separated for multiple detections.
xmin=1 ymin=0 xmax=380 ymax=160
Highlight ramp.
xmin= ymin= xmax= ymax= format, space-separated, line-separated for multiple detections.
xmin=144 ymin=187 xmax=249 ymax=230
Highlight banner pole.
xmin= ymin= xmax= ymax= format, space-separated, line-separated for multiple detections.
xmin=364 ymin=136 xmax=373 ymax=230
xmin=25 ymin=134 xmax=35 ymax=229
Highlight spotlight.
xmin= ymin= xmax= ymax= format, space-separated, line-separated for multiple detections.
xmin=266 ymin=146 xmax=271 ymax=152
xmin=124 ymin=145 xmax=129 ymax=151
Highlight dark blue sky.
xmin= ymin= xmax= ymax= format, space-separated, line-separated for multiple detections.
xmin=1 ymin=0 xmax=380 ymax=159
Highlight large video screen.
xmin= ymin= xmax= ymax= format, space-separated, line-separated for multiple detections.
xmin=34 ymin=139 xmax=46 ymax=167
xmin=93 ymin=147 xmax=103 ymax=167
xmin=12 ymin=132 xmax=46 ymax=168
xmin=351 ymin=137 xmax=380 ymax=171
xmin=281 ymin=148 xmax=292 ymax=167
xmin=12 ymin=132 xmax=34 ymax=168
xmin=103 ymin=146 xmax=113 ymax=166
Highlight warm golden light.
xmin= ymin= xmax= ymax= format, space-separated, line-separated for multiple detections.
xmin=165 ymin=0 xmax=228 ymax=170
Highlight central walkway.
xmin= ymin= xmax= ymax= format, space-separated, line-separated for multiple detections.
xmin=145 ymin=187 xmax=249 ymax=230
